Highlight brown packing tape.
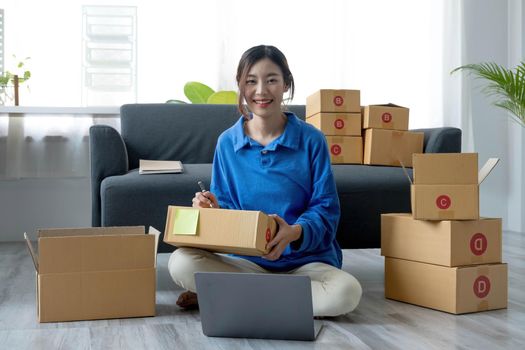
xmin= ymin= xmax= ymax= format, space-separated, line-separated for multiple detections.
xmin=390 ymin=131 xmax=403 ymax=166
xmin=470 ymin=255 xmax=483 ymax=264
xmin=392 ymin=131 xmax=403 ymax=138
xmin=477 ymin=299 xmax=489 ymax=311
xmin=477 ymin=266 xmax=490 ymax=275
xmin=438 ymin=210 xmax=455 ymax=219
xmin=475 ymin=265 xmax=491 ymax=311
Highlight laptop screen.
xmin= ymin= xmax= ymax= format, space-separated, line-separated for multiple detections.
xmin=195 ymin=272 xmax=320 ymax=341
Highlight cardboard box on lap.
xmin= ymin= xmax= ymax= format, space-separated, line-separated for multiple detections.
xmin=381 ymin=213 xmax=502 ymax=267
xmin=409 ymin=153 xmax=499 ymax=220
xmin=163 ymin=206 xmax=277 ymax=256
xmin=24 ymin=226 xmax=159 ymax=323
xmin=363 ymin=128 xmax=423 ymax=167
xmin=306 ymin=112 xmax=361 ymax=136
xmin=306 ymin=89 xmax=360 ymax=116
xmin=362 ymin=104 xmax=409 ymax=130
xmin=384 ymin=257 xmax=508 ymax=314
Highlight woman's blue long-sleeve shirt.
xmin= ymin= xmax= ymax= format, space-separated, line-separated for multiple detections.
xmin=210 ymin=112 xmax=342 ymax=272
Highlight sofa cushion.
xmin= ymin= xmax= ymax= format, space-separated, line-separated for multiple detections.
xmin=334 ymin=165 xmax=413 ymax=248
xmin=101 ymin=164 xmax=213 ymax=252
xmin=120 ymin=104 xmax=307 ymax=170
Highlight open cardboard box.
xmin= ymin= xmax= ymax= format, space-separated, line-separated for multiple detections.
xmin=403 ymin=153 xmax=500 ymax=220
xmin=385 ymin=257 xmax=507 ymax=314
xmin=163 ymin=206 xmax=277 ymax=256
xmin=25 ymin=226 xmax=159 ymax=323
xmin=381 ymin=213 xmax=502 ymax=266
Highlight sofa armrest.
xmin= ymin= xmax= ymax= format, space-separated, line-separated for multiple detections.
xmin=89 ymin=125 xmax=129 ymax=226
xmin=412 ymin=127 xmax=462 ymax=153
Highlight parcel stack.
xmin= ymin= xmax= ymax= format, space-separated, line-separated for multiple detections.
xmin=362 ymin=104 xmax=423 ymax=167
xmin=306 ymin=89 xmax=363 ymax=164
xmin=381 ymin=153 xmax=507 ymax=314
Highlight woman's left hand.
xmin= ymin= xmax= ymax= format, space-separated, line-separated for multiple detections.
xmin=262 ymin=215 xmax=302 ymax=261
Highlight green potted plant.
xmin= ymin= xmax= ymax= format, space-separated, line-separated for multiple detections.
xmin=0 ymin=55 xmax=31 ymax=105
xmin=452 ymin=62 xmax=525 ymax=127
xmin=167 ymin=81 xmax=238 ymax=104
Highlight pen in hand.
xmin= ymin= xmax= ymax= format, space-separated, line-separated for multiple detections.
xmin=197 ymin=181 xmax=214 ymax=208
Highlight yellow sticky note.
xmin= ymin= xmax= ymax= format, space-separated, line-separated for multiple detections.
xmin=172 ymin=208 xmax=199 ymax=235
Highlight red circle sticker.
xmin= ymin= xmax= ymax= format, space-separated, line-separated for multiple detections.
xmin=331 ymin=144 xmax=342 ymax=155
xmin=470 ymin=233 xmax=488 ymax=256
xmin=265 ymin=228 xmax=271 ymax=242
xmin=333 ymin=95 xmax=344 ymax=106
xmin=436 ymin=195 xmax=451 ymax=209
xmin=382 ymin=112 xmax=392 ymax=123
xmin=473 ymin=276 xmax=491 ymax=298
xmin=334 ymin=119 xmax=345 ymax=129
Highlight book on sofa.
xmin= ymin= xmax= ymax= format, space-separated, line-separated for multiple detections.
xmin=139 ymin=159 xmax=184 ymax=175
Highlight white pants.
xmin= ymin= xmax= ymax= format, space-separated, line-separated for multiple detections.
xmin=168 ymin=247 xmax=362 ymax=317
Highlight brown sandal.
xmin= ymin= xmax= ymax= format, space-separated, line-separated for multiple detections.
xmin=176 ymin=291 xmax=199 ymax=309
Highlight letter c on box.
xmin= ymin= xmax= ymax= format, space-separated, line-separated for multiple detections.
xmin=436 ymin=195 xmax=451 ymax=209
xmin=331 ymin=144 xmax=342 ymax=156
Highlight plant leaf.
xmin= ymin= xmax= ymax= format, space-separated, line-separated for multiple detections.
xmin=166 ymin=99 xmax=188 ymax=104
xmin=184 ymin=82 xmax=214 ymax=104
xmin=452 ymin=62 xmax=525 ymax=126
xmin=207 ymin=91 xmax=238 ymax=104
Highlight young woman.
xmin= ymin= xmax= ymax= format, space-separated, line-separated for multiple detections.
xmin=168 ymin=45 xmax=362 ymax=317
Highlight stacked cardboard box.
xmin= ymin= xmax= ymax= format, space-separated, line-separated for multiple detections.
xmin=381 ymin=153 xmax=507 ymax=314
xmin=362 ymin=104 xmax=424 ymax=167
xmin=306 ymin=89 xmax=363 ymax=164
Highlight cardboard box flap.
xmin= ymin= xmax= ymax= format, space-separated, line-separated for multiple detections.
xmin=398 ymin=159 xmax=414 ymax=184
xmin=39 ymin=231 xmax=155 ymax=274
xmin=147 ymin=226 xmax=161 ymax=267
xmin=413 ymin=153 xmax=478 ymax=184
xmin=38 ymin=226 xmax=145 ymax=238
xmin=369 ymin=103 xmax=407 ymax=109
xmin=478 ymin=158 xmax=499 ymax=184
xmin=24 ymin=232 xmax=39 ymax=272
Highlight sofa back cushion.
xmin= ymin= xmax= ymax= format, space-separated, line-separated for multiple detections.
xmin=120 ymin=104 xmax=306 ymax=169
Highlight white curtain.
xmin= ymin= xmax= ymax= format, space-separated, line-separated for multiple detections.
xmin=0 ymin=113 xmax=119 ymax=179
xmin=443 ymin=0 xmax=524 ymax=231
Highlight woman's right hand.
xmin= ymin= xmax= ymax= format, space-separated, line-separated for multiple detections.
xmin=192 ymin=191 xmax=219 ymax=208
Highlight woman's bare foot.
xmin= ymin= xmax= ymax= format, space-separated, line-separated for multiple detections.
xmin=176 ymin=291 xmax=199 ymax=309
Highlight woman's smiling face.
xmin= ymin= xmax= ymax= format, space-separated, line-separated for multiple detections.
xmin=243 ymin=58 xmax=289 ymax=119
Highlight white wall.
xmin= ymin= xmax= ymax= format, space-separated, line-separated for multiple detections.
xmin=0 ymin=178 xmax=91 ymax=241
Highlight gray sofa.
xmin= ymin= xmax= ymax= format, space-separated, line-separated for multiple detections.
xmin=89 ymin=104 xmax=461 ymax=253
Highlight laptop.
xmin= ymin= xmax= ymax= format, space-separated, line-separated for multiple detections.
xmin=194 ymin=272 xmax=323 ymax=341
